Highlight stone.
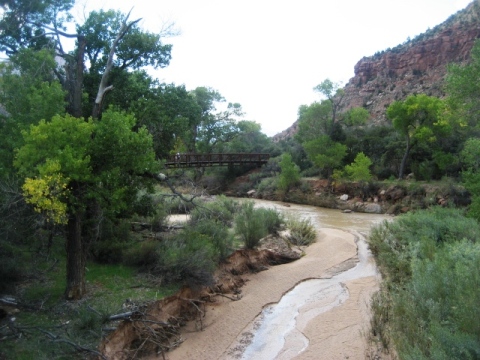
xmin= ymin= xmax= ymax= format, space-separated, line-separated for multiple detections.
xmin=340 ymin=194 xmax=349 ymax=201
xmin=364 ymin=203 xmax=382 ymax=214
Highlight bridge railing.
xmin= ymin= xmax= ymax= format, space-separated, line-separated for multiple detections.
xmin=164 ymin=153 xmax=270 ymax=168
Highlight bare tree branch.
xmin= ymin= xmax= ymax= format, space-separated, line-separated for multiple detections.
xmin=92 ymin=10 xmax=142 ymax=118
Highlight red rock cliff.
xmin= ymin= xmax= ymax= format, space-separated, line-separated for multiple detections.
xmin=273 ymin=0 xmax=480 ymax=141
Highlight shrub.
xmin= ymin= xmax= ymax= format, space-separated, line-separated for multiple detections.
xmin=258 ymin=207 xmax=284 ymax=234
xmin=369 ymin=207 xmax=480 ymax=284
xmin=189 ymin=195 xmax=240 ymax=227
xmin=234 ymin=201 xmax=269 ymax=249
xmin=91 ymin=219 xmax=132 ymax=264
xmin=162 ymin=194 xmax=195 ymax=215
xmin=187 ymin=218 xmax=235 ymax=261
xmin=286 ymin=216 xmax=316 ymax=246
xmin=392 ymin=240 xmax=480 ymax=359
xmin=0 ymin=241 xmax=24 ymax=292
xmin=256 ymin=177 xmax=278 ymax=195
xmin=154 ymin=231 xmax=217 ymax=288
xmin=123 ymin=240 xmax=159 ymax=269
xmin=278 ymin=153 xmax=300 ymax=192
xmin=369 ymin=208 xmax=480 ymax=358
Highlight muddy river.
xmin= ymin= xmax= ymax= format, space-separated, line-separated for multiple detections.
xmin=167 ymin=199 xmax=391 ymax=360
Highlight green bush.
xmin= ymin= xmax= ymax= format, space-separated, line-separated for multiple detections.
xmin=186 ymin=219 xmax=235 ymax=261
xmin=286 ymin=216 xmax=316 ymax=246
xmin=189 ymin=195 xmax=240 ymax=226
xmin=258 ymin=207 xmax=284 ymax=234
xmin=123 ymin=240 xmax=159 ymax=269
xmin=256 ymin=177 xmax=278 ymax=195
xmin=369 ymin=207 xmax=480 ymax=284
xmin=369 ymin=207 xmax=480 ymax=358
xmin=278 ymin=153 xmax=300 ymax=192
xmin=162 ymin=194 xmax=196 ymax=214
xmin=235 ymin=202 xmax=268 ymax=249
xmin=154 ymin=231 xmax=217 ymax=288
xmin=234 ymin=202 xmax=284 ymax=249
xmin=392 ymin=241 xmax=480 ymax=359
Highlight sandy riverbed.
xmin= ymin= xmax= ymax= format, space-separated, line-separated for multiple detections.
xmin=163 ymin=227 xmax=382 ymax=360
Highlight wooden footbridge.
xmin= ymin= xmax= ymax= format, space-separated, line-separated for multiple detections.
xmin=164 ymin=153 xmax=270 ymax=168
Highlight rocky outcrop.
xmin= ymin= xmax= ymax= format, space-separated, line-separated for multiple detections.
xmin=341 ymin=0 xmax=480 ymax=125
xmin=273 ymin=0 xmax=480 ymax=141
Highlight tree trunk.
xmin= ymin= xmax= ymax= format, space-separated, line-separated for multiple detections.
xmin=65 ymin=35 xmax=86 ymax=118
xmin=65 ymin=210 xmax=86 ymax=300
xmin=398 ymin=136 xmax=412 ymax=180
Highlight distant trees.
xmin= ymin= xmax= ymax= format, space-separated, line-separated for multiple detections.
xmin=344 ymin=152 xmax=373 ymax=182
xmin=446 ymin=39 xmax=480 ymax=129
xmin=303 ymin=135 xmax=347 ymax=178
xmin=387 ymin=94 xmax=446 ymax=179
xmin=313 ymin=79 xmax=345 ymax=137
xmin=278 ymin=153 xmax=300 ymax=193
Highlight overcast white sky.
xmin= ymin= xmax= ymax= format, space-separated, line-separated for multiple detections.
xmin=75 ymin=0 xmax=473 ymax=136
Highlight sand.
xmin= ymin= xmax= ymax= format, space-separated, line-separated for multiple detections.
xmin=163 ymin=228 xmax=381 ymax=360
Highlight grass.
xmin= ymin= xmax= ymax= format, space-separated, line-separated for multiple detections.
xmin=1 ymin=245 xmax=179 ymax=360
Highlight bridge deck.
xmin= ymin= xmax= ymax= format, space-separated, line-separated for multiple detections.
xmin=164 ymin=153 xmax=270 ymax=168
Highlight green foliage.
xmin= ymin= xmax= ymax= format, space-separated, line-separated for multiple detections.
xmin=0 ymin=240 xmax=25 ymax=292
xmin=235 ymin=201 xmax=267 ymax=249
xmin=295 ymin=101 xmax=332 ymax=143
xmin=122 ymin=240 xmax=159 ymax=268
xmin=223 ymin=120 xmax=272 ymax=154
xmin=155 ymin=231 xmax=217 ymax=288
xmin=234 ymin=201 xmax=284 ymax=249
xmin=278 ymin=153 xmax=300 ymax=192
xmin=189 ymin=195 xmax=240 ymax=226
xmin=446 ymin=39 xmax=480 ymax=128
xmin=303 ymin=135 xmax=347 ymax=177
xmin=369 ymin=207 xmax=480 ymax=284
xmin=187 ymin=219 xmax=235 ymax=262
xmin=15 ymin=110 xmax=159 ymax=224
xmin=0 ymin=49 xmax=66 ymax=178
xmin=393 ymin=241 xmax=480 ymax=359
xmin=460 ymin=138 xmax=480 ymax=221
xmin=91 ymin=219 xmax=132 ymax=264
xmin=344 ymin=152 xmax=373 ymax=181
xmin=256 ymin=177 xmax=279 ymax=196
xmin=286 ymin=216 xmax=316 ymax=246
xmin=461 ymin=137 xmax=480 ymax=171
xmin=343 ymin=107 xmax=370 ymax=126
xmin=387 ymin=94 xmax=447 ymax=179
xmin=369 ymin=208 xmax=480 ymax=358
xmin=259 ymin=207 xmax=284 ymax=234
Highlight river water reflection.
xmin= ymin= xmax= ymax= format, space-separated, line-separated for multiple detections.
xmin=229 ymin=199 xmax=391 ymax=360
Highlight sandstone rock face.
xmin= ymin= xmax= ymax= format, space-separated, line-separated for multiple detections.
xmin=273 ymin=0 xmax=480 ymax=141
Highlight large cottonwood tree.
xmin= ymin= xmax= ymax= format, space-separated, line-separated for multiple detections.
xmin=0 ymin=0 xmax=173 ymax=299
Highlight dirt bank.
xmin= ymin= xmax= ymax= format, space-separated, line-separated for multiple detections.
xmin=100 ymin=202 xmax=392 ymax=360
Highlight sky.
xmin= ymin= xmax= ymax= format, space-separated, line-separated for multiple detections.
xmin=74 ymin=0 xmax=473 ymax=136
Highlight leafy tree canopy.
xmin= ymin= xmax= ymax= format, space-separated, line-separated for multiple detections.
xmin=303 ymin=135 xmax=347 ymax=178
xmin=344 ymin=152 xmax=373 ymax=182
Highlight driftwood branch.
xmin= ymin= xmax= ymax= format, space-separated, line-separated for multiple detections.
xmin=40 ymin=328 xmax=107 ymax=359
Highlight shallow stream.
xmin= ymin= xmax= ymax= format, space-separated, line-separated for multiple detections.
xmin=230 ymin=200 xmax=389 ymax=359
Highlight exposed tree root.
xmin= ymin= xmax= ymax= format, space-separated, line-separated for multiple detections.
xmin=99 ymin=248 xmax=299 ymax=359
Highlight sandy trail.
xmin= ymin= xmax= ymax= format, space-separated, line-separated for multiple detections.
xmin=164 ymin=226 xmax=380 ymax=360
